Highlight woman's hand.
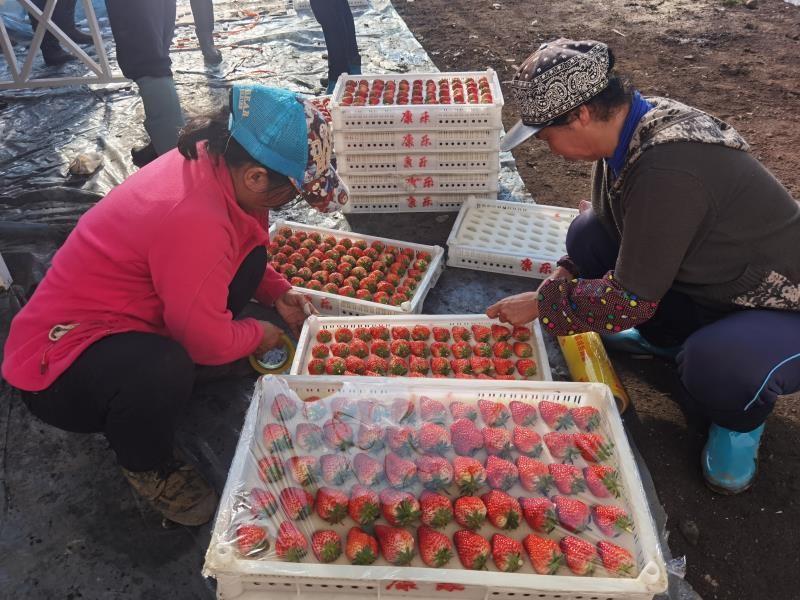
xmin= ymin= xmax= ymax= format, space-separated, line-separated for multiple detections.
xmin=275 ymin=289 xmax=317 ymax=338
xmin=486 ymin=291 xmax=540 ymax=326
xmin=254 ymin=320 xmax=285 ymax=355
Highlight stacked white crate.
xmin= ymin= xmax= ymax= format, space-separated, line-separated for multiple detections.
xmin=330 ymin=70 xmax=503 ymax=213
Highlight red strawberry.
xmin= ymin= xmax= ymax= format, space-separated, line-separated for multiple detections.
xmin=249 ymin=487 xmax=278 ymax=518
xmin=450 ymin=418 xmax=484 ymax=456
xmin=513 ymin=342 xmax=533 ymax=358
xmin=257 ymin=455 xmax=285 ymax=483
xmin=560 ymin=535 xmax=597 ymax=576
xmin=385 ymin=452 xmax=417 ymax=488
xmin=492 ymin=341 xmax=512 ymax=359
xmin=592 ymin=504 xmax=634 ymax=537
xmin=486 ymin=456 xmax=518 ymax=490
xmin=432 ymin=327 xmax=451 ymax=342
xmin=311 ymin=343 xmax=330 ymax=359
xmin=316 ymin=487 xmax=348 ymax=524
xmin=322 ymin=419 xmax=354 ymax=451
xmin=391 ymin=326 xmax=411 ymax=340
xmin=520 ymin=497 xmax=557 ymax=533
xmin=344 ymin=355 xmax=366 ymax=374
xmin=473 ymin=342 xmax=492 ymax=357
xmin=353 ymin=452 xmax=383 ymax=486
xmin=549 ymin=463 xmax=587 ymax=495
xmin=316 ymin=330 xmax=333 ymax=343
xmin=271 ymin=393 xmax=299 ymax=421
xmin=516 ymin=358 xmax=538 ymax=378
xmin=388 ymin=356 xmax=408 ymax=375
xmin=285 ymin=455 xmax=318 ymax=488
xmin=449 ymin=400 xmax=478 ymax=421
xmin=574 ymin=433 xmax=615 ymax=462
xmin=450 ymin=358 xmax=472 ymax=375
xmin=262 ymin=423 xmax=292 ymax=453
xmin=419 ymin=490 xmax=453 ymax=528
xmin=375 ymin=524 xmax=416 ymax=566
xmin=509 ymin=400 xmax=537 ymax=426
xmin=411 ymin=324 xmax=431 ymax=340
xmin=584 ymin=465 xmax=622 ymax=499
xmin=597 ymin=540 xmax=635 ymax=577
xmin=348 ymin=484 xmax=379 ymax=525
xmin=334 ymin=327 xmax=353 ymax=343
xmin=430 ymin=356 xmax=450 ymax=375
xmin=553 ymin=496 xmax=590 ymax=533
xmin=364 ymin=356 xmax=388 ymax=375
xmin=356 ymin=423 xmax=384 ymax=452
xmin=390 ymin=339 xmax=411 ymax=357
xmin=471 ymin=324 xmax=491 ymax=342
xmin=512 ymin=426 xmax=543 ymax=456
xmin=570 ymin=406 xmax=601 ymax=432
xmin=451 ymin=326 xmax=471 ymax=342
xmin=384 ymin=426 xmax=417 ymax=455
xmin=491 ymin=533 xmax=523 ymax=572
xmin=320 ymin=453 xmax=352 ymax=486
xmin=478 ymin=399 xmax=510 ymax=426
xmin=469 ymin=356 xmax=494 ymax=375
xmin=430 ymin=342 xmax=451 ymax=358
xmin=409 ymin=341 xmax=430 ymax=358
xmin=481 ymin=490 xmax=521 ymax=530
xmin=279 ymin=487 xmax=314 ymax=520
xmin=311 ymin=529 xmax=342 ymax=563
xmin=416 ymin=455 xmax=454 ymax=490
xmin=346 ymin=527 xmax=378 ymax=565
xmin=330 ymin=342 xmax=350 ymax=358
xmin=516 ymin=456 xmax=553 ymax=494
xmin=512 ymin=325 xmax=532 ymax=341
xmin=420 ymin=396 xmax=447 ymax=423
xmin=379 ymin=488 xmax=421 ymax=527
xmin=294 ymin=423 xmax=323 ymax=452
xmin=492 ymin=358 xmax=515 ymax=376
xmin=325 ymin=357 xmax=346 ymax=375
xmin=417 ymin=422 xmax=451 ymax=454
xmin=451 ymin=342 xmax=472 ymax=359
xmin=370 ymin=325 xmax=390 ymax=340
xmin=544 ymin=432 xmax=580 ymax=463
xmin=418 ymin=525 xmax=454 ymax=568
xmin=370 ymin=340 xmax=390 ymax=358
xmin=354 ymin=327 xmax=373 ymax=342
xmin=307 ymin=358 xmax=325 ymax=374
xmin=391 ymin=397 xmax=416 ymax=423
xmin=482 ymin=427 xmax=513 ymax=457
xmin=491 ymin=323 xmax=512 ymax=341
xmin=235 ymin=523 xmax=270 ymax=558
xmin=275 ymin=521 xmax=307 ymax=561
xmin=454 ymin=496 xmax=487 ymax=530
xmin=452 ymin=456 xmax=487 ymax=495
xmin=523 ymin=534 xmax=564 ymax=574
xmin=538 ymin=400 xmax=574 ymax=430
xmin=454 ymin=530 xmax=490 ymax=570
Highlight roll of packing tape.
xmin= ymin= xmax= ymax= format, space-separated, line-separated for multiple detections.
xmin=249 ymin=333 xmax=296 ymax=375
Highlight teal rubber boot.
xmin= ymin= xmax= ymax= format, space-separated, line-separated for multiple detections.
xmin=137 ymin=76 xmax=185 ymax=155
xmin=601 ymin=328 xmax=681 ymax=361
xmin=702 ymin=423 xmax=765 ymax=495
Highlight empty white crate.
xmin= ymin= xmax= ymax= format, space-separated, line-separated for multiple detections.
xmin=447 ymin=198 xmax=579 ymax=278
xmin=342 ymin=171 xmax=498 ymax=196
xmin=335 ymin=149 xmax=498 ymax=175
xmin=343 ymin=192 xmax=496 ymax=214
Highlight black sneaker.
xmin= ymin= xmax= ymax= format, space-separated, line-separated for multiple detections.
xmin=42 ymin=45 xmax=76 ymax=67
xmin=131 ymin=142 xmax=158 ymax=168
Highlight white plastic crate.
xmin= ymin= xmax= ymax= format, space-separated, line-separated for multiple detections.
xmin=330 ymin=70 xmax=504 ymax=131
xmin=447 ymin=198 xmax=579 ymax=278
xmin=292 ymin=0 xmax=368 ymax=9
xmin=343 ymin=192 xmax=495 ymax=214
xmin=204 ymin=375 xmax=668 ymax=600
xmin=341 ymin=170 xmax=498 ymax=196
xmin=290 ymin=313 xmax=553 ymax=381
xmin=334 ymin=127 xmax=500 ymax=154
xmin=335 ymin=149 xmax=499 ymax=175
xmin=269 ymin=220 xmax=444 ymax=316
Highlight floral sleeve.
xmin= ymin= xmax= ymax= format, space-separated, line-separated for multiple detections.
xmin=537 ymin=271 xmax=659 ymax=336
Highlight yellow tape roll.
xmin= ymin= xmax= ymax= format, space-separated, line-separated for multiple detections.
xmin=249 ymin=334 xmax=296 ymax=375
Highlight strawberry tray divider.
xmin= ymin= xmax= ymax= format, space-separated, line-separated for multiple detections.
xmin=204 ymin=375 xmax=668 ymax=600
xmin=268 ymin=220 xmax=445 ymax=316
xmin=290 ymin=314 xmax=553 ymax=381
xmin=447 ymin=199 xmax=579 ymax=278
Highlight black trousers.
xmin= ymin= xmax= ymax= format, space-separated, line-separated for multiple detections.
xmin=309 ymin=0 xmax=360 ymax=84
xmin=29 ymin=0 xmax=77 ymax=52
xmin=105 ymin=0 xmax=176 ymax=80
xmin=21 ymin=247 xmax=267 ymax=472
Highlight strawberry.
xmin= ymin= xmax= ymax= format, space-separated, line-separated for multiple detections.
xmin=432 ymin=327 xmax=451 ymax=342
xmin=391 ymin=326 xmax=411 ymax=340
xmin=417 ymin=422 xmax=451 ymax=454
xmin=370 ymin=325 xmax=390 ymax=340
xmin=450 ymin=418 xmax=484 ymax=456
xmin=346 ymin=527 xmax=378 ymax=565
xmin=353 ymin=452 xmax=383 ymax=486
xmin=416 ymin=455 xmax=454 ymax=490
xmin=235 ymin=523 xmax=270 ymax=557
xmin=491 ymin=323 xmax=512 ymax=341
xmin=356 ymin=423 xmax=384 ymax=452
xmin=592 ymin=504 xmax=634 ymax=537
xmin=570 ymin=406 xmax=601 ymax=432
xmin=451 ymin=325 xmax=471 ymax=342
xmin=515 ymin=358 xmax=538 ymax=378
xmin=320 ymin=453 xmax=352 ymax=486
xmin=492 ymin=341 xmax=512 ymax=359
xmin=271 ymin=393 xmax=299 ymax=421
xmin=523 ymin=534 xmax=564 ymax=575
xmin=316 ymin=330 xmax=333 ymax=343
xmin=419 ymin=490 xmax=453 ymax=528
xmin=409 ymin=353 xmax=430 ymax=374
xmin=478 ymin=399 xmax=510 ymax=426
xmin=560 ymin=535 xmax=597 ymax=576
xmin=391 ymin=397 xmax=416 ymax=423
xmin=418 ymin=525 xmax=454 ymax=568
xmin=597 ymin=540 xmax=635 ymax=577
xmin=509 ymin=400 xmax=537 ymax=426
xmin=316 ymin=487 xmax=349 ymax=524
xmin=485 ymin=456 xmax=518 ymax=490
xmin=451 ymin=341 xmax=472 ymax=359
xmin=375 ymin=525 xmax=416 ymax=566
xmin=449 ymin=400 xmax=478 ymax=421
xmin=311 ymin=530 xmax=342 ymax=563
xmin=420 ymin=396 xmax=447 ymax=423
xmin=512 ymin=426 xmax=543 ymax=456
xmin=491 ymin=534 xmax=523 ymax=572
xmin=354 ymin=327 xmax=373 ymax=342
xmin=334 ymin=327 xmax=353 ymax=343
xmin=279 ymin=487 xmax=314 ymax=520
xmin=553 ymin=496 xmax=590 ymax=533
xmin=262 ymin=423 xmax=292 ymax=453
xmin=349 ymin=340 xmax=369 ymax=358
xmin=472 ymin=342 xmax=492 ymax=357
xmin=469 ymin=356 xmax=494 ymax=375
xmin=379 ymin=488 xmax=421 ymax=526
xmin=325 ymin=357 xmax=346 ymax=375
xmin=411 ymin=324 xmax=431 ymax=340
xmin=454 ymin=530 xmax=490 ymax=570
xmin=370 ymin=340 xmax=390 ymax=358
xmin=390 ymin=339 xmax=411 ymax=357
xmin=482 ymin=427 xmax=513 ymax=457
xmin=384 ymin=426 xmax=417 ymax=455
xmin=471 ymin=324 xmax=491 ymax=342
xmin=538 ymin=400 xmax=573 ymax=430
xmin=584 ymin=465 xmax=622 ymax=499
xmin=549 ymin=463 xmax=587 ymax=495
xmin=294 ymin=423 xmax=323 ymax=452
xmin=365 ymin=355 xmax=388 ymax=375
xmin=348 ymin=484 xmax=380 ymax=525
xmin=430 ymin=356 xmax=450 ymax=375
xmin=301 ymin=397 xmax=327 ymax=421
xmin=275 ymin=521 xmax=308 ymax=562
xmin=513 ymin=342 xmax=533 ymax=358
xmin=331 ymin=397 xmax=359 ymax=419
xmin=492 ymin=358 xmax=515 ymax=376
xmin=257 ymin=455 xmax=285 ymax=483
xmin=481 ymin=490 xmax=521 ymax=530
xmin=409 ymin=340 xmax=430 ymax=358
xmin=512 ymin=325 xmax=532 ymax=341
xmin=330 ymin=342 xmax=350 ymax=358
xmin=388 ymin=356 xmax=408 ymax=375
xmin=249 ymin=487 xmax=278 ymax=518
xmin=520 ymin=497 xmax=557 ymax=533
xmin=311 ymin=343 xmax=330 ymax=359
xmin=454 ymin=496 xmax=487 ymax=530
xmin=574 ymin=433 xmax=615 ymax=462
xmin=516 ymin=456 xmax=553 ymax=494
xmin=385 ymin=452 xmax=417 ymax=488
xmin=322 ymin=419 xmax=354 ymax=451
xmin=544 ymin=432 xmax=580 ymax=463
xmin=430 ymin=342 xmax=451 ymax=358
xmin=450 ymin=358 xmax=472 ymax=375
xmin=285 ymin=455 xmax=318 ymax=488
xmin=452 ymin=456 xmax=487 ymax=495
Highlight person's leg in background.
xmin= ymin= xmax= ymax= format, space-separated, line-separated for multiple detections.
xmin=28 ymin=0 xmax=92 ymax=66
xmin=189 ymin=0 xmax=222 ymax=65
xmin=105 ymin=0 xmax=184 ymax=167
xmin=678 ymin=309 xmax=800 ymax=494
xmin=309 ymin=0 xmax=351 ymax=93
xmin=338 ymin=0 xmax=361 ymax=75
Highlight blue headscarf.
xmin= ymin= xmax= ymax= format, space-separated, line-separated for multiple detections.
xmin=607 ymin=90 xmax=652 ymax=179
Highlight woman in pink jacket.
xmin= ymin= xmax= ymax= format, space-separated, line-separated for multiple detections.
xmin=1 ymin=84 xmax=348 ymax=526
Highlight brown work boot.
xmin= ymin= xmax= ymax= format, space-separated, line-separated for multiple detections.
xmin=122 ymin=458 xmax=218 ymax=526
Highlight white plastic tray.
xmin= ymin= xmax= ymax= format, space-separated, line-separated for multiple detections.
xmin=447 ymin=198 xmax=579 ymax=278
xmin=343 ymin=192 xmax=495 ymax=214
xmin=334 ymin=127 xmax=500 ymax=155
xmin=293 ymin=0 xmax=368 ymax=9
xmin=290 ymin=313 xmax=553 ymax=381
xmin=341 ymin=170 xmax=498 ymax=196
xmin=335 ymin=149 xmax=499 ymax=176
xmin=204 ymin=376 xmax=668 ymax=600
xmin=268 ymin=220 xmax=444 ymax=316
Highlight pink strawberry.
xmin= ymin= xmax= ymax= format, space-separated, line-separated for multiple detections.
xmin=485 ymin=455 xmax=518 ymax=491
xmin=385 ymin=452 xmax=417 ymax=488
xmin=512 ymin=426 xmax=543 ymax=456
xmin=346 ymin=527 xmax=378 ymax=565
xmin=574 ymin=433 xmax=615 ymax=463
xmin=311 ymin=529 xmax=342 ymax=563
xmin=316 ymin=487 xmax=349 ymax=524
xmin=235 ymin=523 xmax=270 ymax=557
xmin=379 ymin=488 xmax=421 ymax=527
xmin=471 ymin=324 xmax=491 ymax=342
xmin=419 ymin=490 xmax=453 ymax=529
xmin=538 ymin=400 xmax=574 ymax=430
xmin=592 ymin=504 xmax=635 ymax=537
xmin=584 ymin=465 xmax=622 ymax=499
xmin=449 ymin=400 xmax=478 ymax=421
xmin=322 ymin=418 xmax=354 ymax=451
xmin=285 ymin=455 xmax=319 ymax=488
xmin=524 ymin=534 xmax=564 ymax=574
xmin=452 ymin=456 xmax=487 ymax=495
xmin=375 ymin=524 xmax=416 ymax=566
xmin=482 ymin=427 xmax=513 ymax=457
xmin=491 ymin=533 xmax=523 ymax=572
xmin=515 ymin=358 xmax=538 ymax=377
xmin=481 ymin=490 xmax=521 ymax=530
xmin=295 ymin=423 xmax=323 ymax=452
xmin=420 ymin=396 xmax=447 ymax=423
xmin=353 ymin=452 xmax=383 ymax=486
xmin=418 ymin=525 xmax=454 ymax=568
xmin=491 ymin=323 xmax=512 ymax=341
xmin=454 ymin=496 xmax=487 ymax=530
xmin=416 ymin=422 xmax=451 ymax=454
xmin=391 ymin=397 xmax=416 ymax=423
xmin=271 ymin=393 xmax=299 ymax=421
xmin=249 ymin=487 xmax=278 ymax=518
xmin=384 ymin=425 xmax=417 ymax=455
xmin=320 ymin=453 xmax=352 ymax=486
xmin=516 ymin=456 xmax=553 ymax=494
xmin=520 ymin=497 xmax=557 ymax=533
xmin=570 ymin=406 xmax=601 ymax=432
xmin=275 ymin=521 xmax=308 ymax=561
xmin=301 ymin=397 xmax=327 ymax=421
xmin=549 ymin=463 xmax=586 ymax=495
xmin=451 ymin=325 xmax=471 ymax=342
xmin=597 ymin=541 xmax=635 ymax=577
xmin=454 ymin=529 xmax=490 ymax=570
xmin=356 ymin=423 xmax=384 ymax=452
xmin=478 ymin=399 xmax=510 ymax=426
xmin=416 ymin=455 xmax=454 ymax=490
xmin=553 ymin=496 xmax=590 ymax=533
xmin=509 ymin=400 xmax=537 ymax=426
xmin=262 ymin=423 xmax=292 ymax=453
xmin=544 ymin=431 xmax=580 ymax=463
xmin=348 ymin=484 xmax=379 ymax=525
xmin=560 ymin=535 xmax=597 ymax=575
xmin=278 ymin=487 xmax=314 ymax=520
xmin=257 ymin=455 xmax=285 ymax=483
xmin=450 ymin=418 xmax=484 ymax=456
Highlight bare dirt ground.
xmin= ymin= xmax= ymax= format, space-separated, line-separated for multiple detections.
xmin=394 ymin=1 xmax=800 ymax=598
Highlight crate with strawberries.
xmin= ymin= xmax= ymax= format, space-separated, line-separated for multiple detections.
xmin=204 ymin=376 xmax=667 ymax=599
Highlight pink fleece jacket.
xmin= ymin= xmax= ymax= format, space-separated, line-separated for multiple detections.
xmin=2 ymin=145 xmax=291 ymax=392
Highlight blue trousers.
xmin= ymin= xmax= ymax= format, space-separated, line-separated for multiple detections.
xmin=309 ymin=0 xmax=360 ymax=84
xmin=566 ymin=210 xmax=800 ymax=431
